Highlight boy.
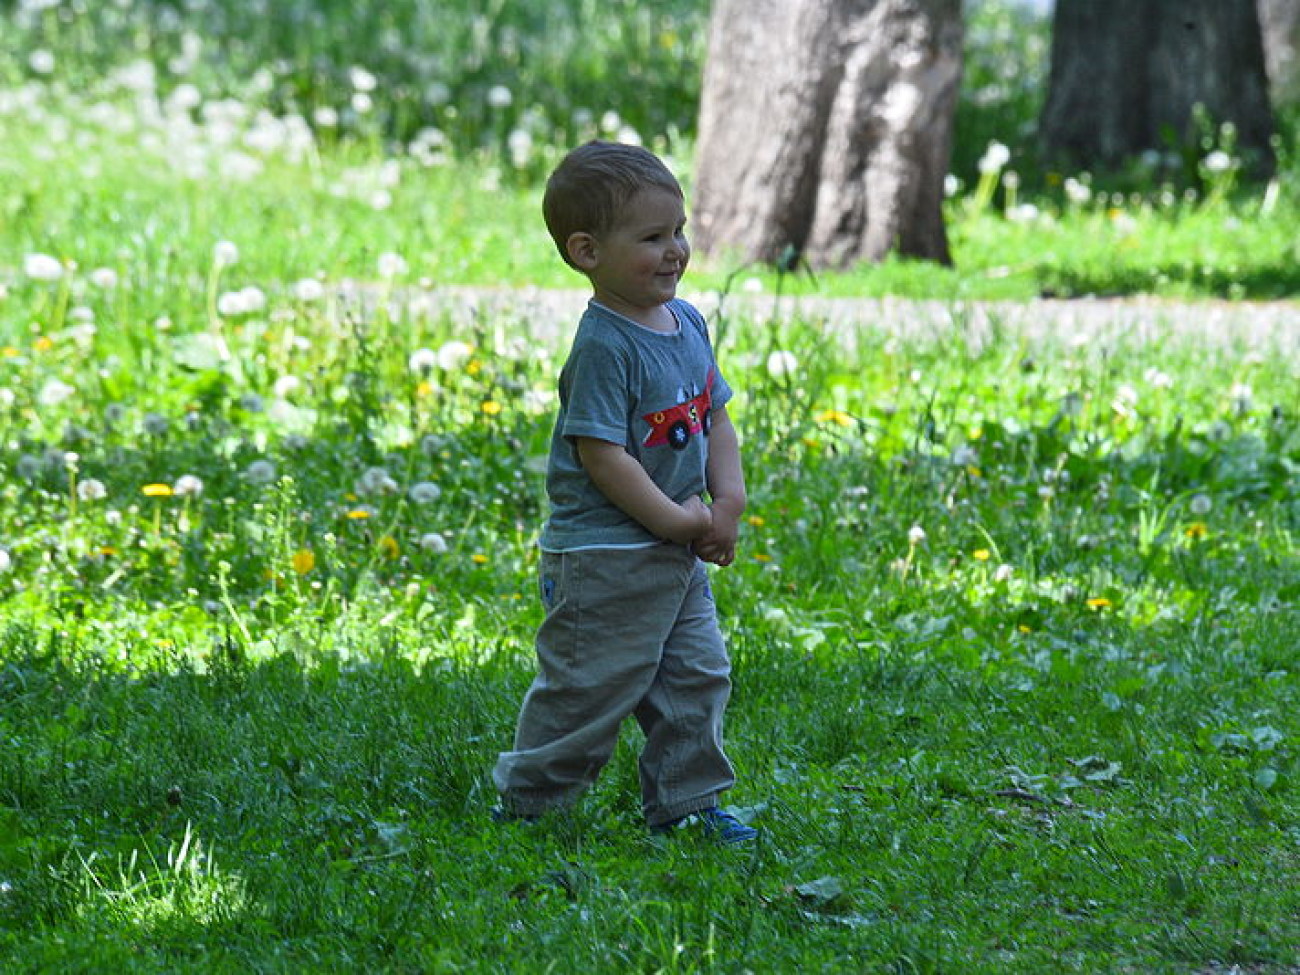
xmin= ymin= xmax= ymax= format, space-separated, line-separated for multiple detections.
xmin=492 ymin=141 xmax=757 ymax=845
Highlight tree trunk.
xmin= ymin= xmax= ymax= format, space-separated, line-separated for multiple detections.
xmin=1041 ymin=0 xmax=1275 ymax=172
xmin=1259 ymin=0 xmax=1300 ymax=105
xmin=692 ymin=0 xmax=963 ymax=270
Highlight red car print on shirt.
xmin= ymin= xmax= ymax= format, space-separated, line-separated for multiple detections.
xmin=642 ymin=371 xmax=714 ymax=451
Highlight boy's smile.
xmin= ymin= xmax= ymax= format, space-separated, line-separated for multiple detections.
xmin=571 ymin=187 xmax=690 ymax=331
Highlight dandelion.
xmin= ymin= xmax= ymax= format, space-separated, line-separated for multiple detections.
xmin=481 ymin=400 xmax=502 ymax=416
xmin=436 ymin=340 xmax=474 ymax=371
xmin=356 ymin=466 xmax=398 ymax=496
xmin=77 ymin=478 xmax=107 ymax=502
xmin=471 ymin=552 xmax=489 ymax=565
xmin=0 ymin=550 xmax=10 ymax=573
xmin=419 ymin=532 xmax=449 ymax=554
xmin=28 ymin=49 xmax=55 ymax=74
xmin=1202 ymin=150 xmax=1233 ymax=174
xmin=38 ymin=379 xmax=76 ymax=407
xmin=1184 ymin=522 xmax=1209 ymax=540
xmin=292 ymin=277 xmax=325 ymax=301
xmin=142 ymin=483 xmax=173 ymax=498
xmin=378 ymin=536 xmax=400 ymax=560
xmin=291 ymin=549 xmax=316 ymax=574
xmin=89 ymin=267 xmax=119 ymax=289
xmin=408 ymin=481 xmax=442 ymax=505
xmin=972 ymin=549 xmax=991 ymax=561
xmin=272 ymin=375 xmax=301 ymax=399
xmin=487 ymin=85 xmax=513 ymax=109
xmin=815 ymin=409 xmax=853 ymax=427
xmin=378 ymin=252 xmax=408 ymax=278
xmin=408 ymin=348 xmax=437 ymax=374
xmin=345 ymin=508 xmax=372 ymax=520
xmin=213 ymin=240 xmax=239 ymax=267
xmin=907 ymin=524 xmax=926 ymax=547
xmin=746 ymin=515 xmax=765 ymax=528
xmin=244 ymin=460 xmax=277 ymax=485
xmin=24 ymin=253 xmax=64 ymax=281
xmin=766 ymin=350 xmax=798 ymax=379
xmin=349 ymin=66 xmax=378 ymax=92
xmin=978 ymin=141 xmax=1010 ymax=176
xmin=993 ymin=564 xmax=1014 ymax=583
xmin=142 ymin=412 xmax=170 ymax=436
xmin=1063 ymin=177 xmax=1091 ymax=206
xmin=1086 ymin=597 xmax=1112 ymax=610
xmin=1190 ymin=493 xmax=1212 ymax=516
xmin=173 ymin=474 xmax=204 ymax=497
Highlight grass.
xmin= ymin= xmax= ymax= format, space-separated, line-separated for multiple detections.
xmin=1 ymin=0 xmax=1298 ymax=971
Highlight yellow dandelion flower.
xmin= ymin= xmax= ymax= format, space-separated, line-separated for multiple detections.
xmin=291 ymin=549 xmax=316 ymax=574
xmin=416 ymin=381 xmax=434 ymax=398
xmin=34 ymin=336 xmax=54 ymax=352
xmin=1086 ymin=597 xmax=1112 ymax=610
xmin=801 ymin=437 xmax=821 ymax=450
xmin=142 ymin=483 xmax=173 ymax=498
xmin=966 ymin=465 xmax=982 ymax=478
xmin=969 ymin=426 xmax=983 ymax=440
xmin=467 ymin=359 xmax=483 ymax=376
xmin=815 ymin=409 xmax=853 ymax=427
xmin=746 ymin=515 xmax=766 ymax=528
xmin=752 ymin=552 xmax=772 ymax=563
xmin=345 ymin=509 xmax=371 ymax=520
xmin=99 ymin=546 xmax=118 ymax=557
xmin=1017 ymin=624 xmax=1033 ymax=634
xmin=2 ymin=346 xmax=20 ymax=358
xmin=481 ymin=400 xmax=502 ymax=416
xmin=378 ymin=535 xmax=400 ymax=560
xmin=471 ymin=553 xmax=489 ymax=565
xmin=1184 ymin=522 xmax=1208 ymax=540
xmin=972 ymin=549 xmax=991 ymax=561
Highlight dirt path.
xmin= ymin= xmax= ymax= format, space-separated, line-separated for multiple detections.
xmin=422 ymin=285 xmax=1299 ymax=352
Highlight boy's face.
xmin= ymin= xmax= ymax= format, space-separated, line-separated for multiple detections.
xmin=570 ymin=187 xmax=689 ymax=326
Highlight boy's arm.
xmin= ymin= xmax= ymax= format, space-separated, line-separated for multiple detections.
xmin=576 ymin=437 xmax=712 ymax=545
xmin=695 ymin=407 xmax=747 ymax=566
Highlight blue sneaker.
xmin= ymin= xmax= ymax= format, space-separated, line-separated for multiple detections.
xmin=654 ymin=807 xmax=759 ymax=846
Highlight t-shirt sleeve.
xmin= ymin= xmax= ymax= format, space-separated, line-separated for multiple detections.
xmin=558 ymin=339 xmax=633 ymax=446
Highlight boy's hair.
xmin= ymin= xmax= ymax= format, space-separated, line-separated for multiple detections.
xmin=542 ymin=141 xmax=683 ymax=269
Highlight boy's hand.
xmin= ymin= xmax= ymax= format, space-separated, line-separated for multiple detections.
xmin=693 ymin=504 xmax=740 ymax=567
xmin=668 ymin=495 xmax=713 ymax=545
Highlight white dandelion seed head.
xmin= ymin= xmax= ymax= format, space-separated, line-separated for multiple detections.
xmin=765 ymin=350 xmax=798 ymax=379
xmin=377 ymin=252 xmax=408 ymax=278
xmin=419 ymin=532 xmax=449 ymax=554
xmin=76 ymin=478 xmax=107 ymax=502
xmin=89 ymin=267 xmax=119 ymax=289
xmin=272 ymin=375 xmax=301 ymax=399
xmin=978 ymin=141 xmax=1010 ymax=175
xmin=244 ymin=460 xmax=277 ymax=485
xmin=239 ymin=393 xmax=265 ymax=413
xmin=357 ymin=466 xmax=398 ymax=496
xmin=436 ymin=340 xmax=474 ymax=371
xmin=292 ymin=277 xmax=325 ymax=302
xmin=38 ymin=379 xmax=76 ymax=407
xmin=486 ymin=85 xmax=513 ymax=109
xmin=907 ymin=524 xmax=927 ymax=546
xmin=213 ymin=240 xmax=239 ymax=267
xmin=1190 ymin=493 xmax=1212 ymax=516
xmin=408 ymin=348 xmax=438 ymax=374
xmin=24 ymin=253 xmax=64 ymax=281
xmin=0 ymin=549 xmax=11 ymax=573
xmin=28 ymin=49 xmax=55 ymax=75
xmin=407 ymin=481 xmax=442 ymax=505
xmin=173 ymin=474 xmax=204 ymax=497
xmin=142 ymin=412 xmax=169 ymax=436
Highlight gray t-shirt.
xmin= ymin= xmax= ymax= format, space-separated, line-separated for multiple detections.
xmin=539 ymin=298 xmax=733 ymax=551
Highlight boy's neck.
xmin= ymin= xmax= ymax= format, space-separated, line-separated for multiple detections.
xmin=592 ymin=295 xmax=678 ymax=333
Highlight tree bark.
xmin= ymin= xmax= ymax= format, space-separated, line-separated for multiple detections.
xmin=1041 ymin=0 xmax=1275 ymax=172
xmin=692 ymin=0 xmax=963 ymax=270
xmin=1259 ymin=0 xmax=1300 ymax=105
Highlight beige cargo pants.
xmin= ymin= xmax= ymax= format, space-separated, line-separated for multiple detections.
xmin=493 ymin=544 xmax=737 ymax=827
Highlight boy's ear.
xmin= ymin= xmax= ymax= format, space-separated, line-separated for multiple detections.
xmin=565 ymin=232 xmax=598 ymax=270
